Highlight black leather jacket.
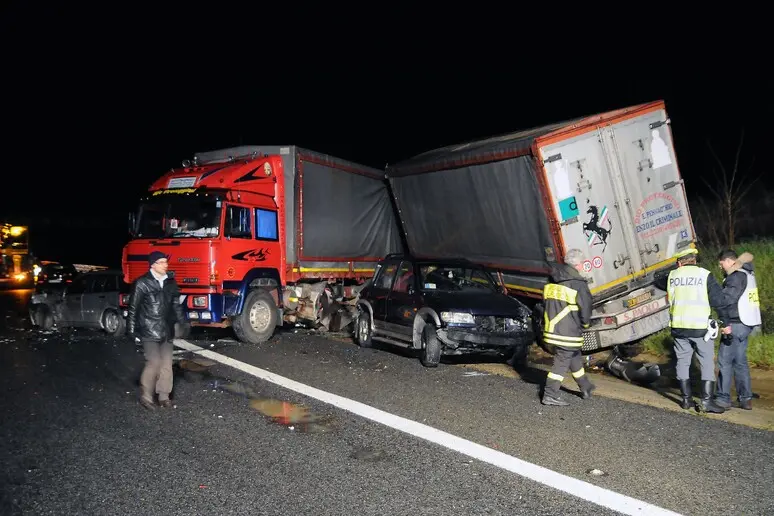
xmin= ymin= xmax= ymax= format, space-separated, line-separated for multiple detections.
xmin=127 ymin=271 xmax=186 ymax=341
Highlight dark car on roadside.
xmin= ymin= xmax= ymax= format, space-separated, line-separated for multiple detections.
xmin=36 ymin=262 xmax=79 ymax=290
xmin=29 ymin=269 xmax=131 ymax=336
xmin=354 ymin=254 xmax=534 ymax=367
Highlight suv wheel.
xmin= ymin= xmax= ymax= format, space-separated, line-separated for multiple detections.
xmin=355 ymin=310 xmax=372 ymax=348
xmin=420 ymin=324 xmax=441 ymax=367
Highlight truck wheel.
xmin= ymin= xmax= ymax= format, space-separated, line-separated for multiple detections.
xmin=420 ymin=324 xmax=441 ymax=367
xmin=354 ymin=310 xmax=372 ymax=348
xmin=233 ymin=288 xmax=278 ymax=344
xmin=102 ymin=309 xmax=126 ymax=337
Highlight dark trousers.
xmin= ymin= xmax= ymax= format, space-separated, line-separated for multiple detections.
xmin=716 ymin=322 xmax=754 ymax=402
xmin=544 ymin=346 xmax=593 ymax=398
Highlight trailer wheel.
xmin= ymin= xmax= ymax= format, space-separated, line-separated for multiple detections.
xmin=233 ymin=288 xmax=278 ymax=344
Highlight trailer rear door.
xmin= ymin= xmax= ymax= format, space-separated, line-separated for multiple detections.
xmin=601 ymin=105 xmax=695 ymax=272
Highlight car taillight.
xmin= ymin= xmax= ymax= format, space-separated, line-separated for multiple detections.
xmin=120 ymin=294 xmax=130 ymax=307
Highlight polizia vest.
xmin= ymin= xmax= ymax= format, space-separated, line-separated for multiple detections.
xmin=667 ymin=265 xmax=711 ymax=330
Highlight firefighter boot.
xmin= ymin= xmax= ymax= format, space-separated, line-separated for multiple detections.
xmin=678 ymin=379 xmax=693 ymax=410
xmin=542 ymin=375 xmax=569 ymax=406
xmin=576 ymin=375 xmax=596 ymax=399
xmin=699 ymin=381 xmax=725 ymax=414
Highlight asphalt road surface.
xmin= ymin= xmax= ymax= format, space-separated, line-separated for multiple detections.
xmin=1 ymin=287 xmax=773 ymax=515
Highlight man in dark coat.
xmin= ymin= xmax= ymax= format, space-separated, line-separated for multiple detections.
xmin=127 ymin=251 xmax=189 ymax=410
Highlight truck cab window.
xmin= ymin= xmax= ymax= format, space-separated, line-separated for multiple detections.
xmin=255 ymin=208 xmax=278 ymax=241
xmin=225 ymin=205 xmax=252 ymax=239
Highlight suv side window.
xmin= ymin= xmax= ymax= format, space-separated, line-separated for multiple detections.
xmin=373 ymin=262 xmax=398 ymax=290
xmin=67 ymin=275 xmax=88 ymax=295
xmin=392 ymin=261 xmax=415 ymax=293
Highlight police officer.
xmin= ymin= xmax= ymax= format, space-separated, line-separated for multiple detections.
xmin=714 ymin=250 xmax=762 ymax=410
xmin=541 ymin=252 xmax=595 ymax=406
xmin=667 ymin=248 xmax=727 ymax=413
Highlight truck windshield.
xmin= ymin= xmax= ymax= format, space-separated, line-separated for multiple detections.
xmin=135 ymin=196 xmax=222 ymax=239
xmin=419 ymin=263 xmax=499 ymax=293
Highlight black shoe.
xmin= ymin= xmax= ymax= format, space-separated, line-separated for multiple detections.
xmin=699 ymin=381 xmax=725 ymax=414
xmin=740 ymin=399 xmax=752 ymax=410
xmin=139 ymin=397 xmax=156 ymax=411
xmin=678 ymin=379 xmax=693 ymax=410
xmin=714 ymin=398 xmax=733 ymax=409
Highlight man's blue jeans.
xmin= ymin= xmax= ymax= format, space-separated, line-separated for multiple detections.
xmin=716 ymin=322 xmax=754 ymax=402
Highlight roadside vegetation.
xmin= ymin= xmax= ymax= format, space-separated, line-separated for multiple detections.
xmin=642 ymin=239 xmax=774 ymax=368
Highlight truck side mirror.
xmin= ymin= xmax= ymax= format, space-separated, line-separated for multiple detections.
xmin=128 ymin=212 xmax=136 ymax=236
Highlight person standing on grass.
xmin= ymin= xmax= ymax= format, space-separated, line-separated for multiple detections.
xmin=715 ymin=249 xmax=762 ymax=410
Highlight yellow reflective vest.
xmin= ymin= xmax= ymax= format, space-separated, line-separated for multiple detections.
xmin=667 ymin=265 xmax=712 ymax=330
xmin=542 ymin=271 xmax=592 ymax=349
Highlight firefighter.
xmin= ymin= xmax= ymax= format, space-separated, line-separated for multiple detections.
xmin=666 ymin=247 xmax=727 ymax=413
xmin=541 ymin=253 xmax=595 ymax=406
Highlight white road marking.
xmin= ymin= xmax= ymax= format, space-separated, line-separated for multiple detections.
xmin=174 ymin=338 xmax=681 ymax=516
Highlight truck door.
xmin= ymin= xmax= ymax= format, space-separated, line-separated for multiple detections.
xmin=603 ymin=107 xmax=695 ymax=272
xmin=537 ymin=129 xmax=639 ymax=293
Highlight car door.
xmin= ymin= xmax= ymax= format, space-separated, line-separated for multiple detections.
xmin=368 ymin=260 xmax=399 ymax=330
xmin=63 ymin=275 xmax=88 ymax=323
xmin=385 ymin=260 xmax=419 ymax=337
xmin=82 ymin=274 xmax=113 ymax=326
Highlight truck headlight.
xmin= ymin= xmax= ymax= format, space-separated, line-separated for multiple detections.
xmin=440 ymin=312 xmax=474 ymax=325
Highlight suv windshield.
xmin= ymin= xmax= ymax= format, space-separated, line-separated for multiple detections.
xmin=135 ymin=194 xmax=222 ymax=239
xmin=419 ymin=263 xmax=499 ymax=293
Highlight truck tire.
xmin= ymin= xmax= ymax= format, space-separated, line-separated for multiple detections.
xmin=420 ymin=324 xmax=441 ymax=367
xmin=233 ymin=288 xmax=278 ymax=344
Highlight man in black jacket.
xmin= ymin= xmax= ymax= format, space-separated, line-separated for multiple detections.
xmin=128 ymin=251 xmax=189 ymax=410
xmin=714 ymin=250 xmax=762 ymax=410
xmin=541 ymin=252 xmax=596 ymax=406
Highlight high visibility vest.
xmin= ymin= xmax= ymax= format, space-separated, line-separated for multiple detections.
xmin=542 ymin=282 xmax=584 ymax=348
xmin=667 ymin=265 xmax=711 ymax=330
xmin=737 ymin=269 xmax=762 ymax=327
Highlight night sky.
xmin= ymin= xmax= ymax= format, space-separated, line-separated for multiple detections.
xmin=2 ymin=6 xmax=771 ymax=266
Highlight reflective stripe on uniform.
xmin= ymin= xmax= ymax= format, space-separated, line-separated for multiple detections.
xmin=571 ymin=368 xmax=585 ymax=378
xmin=547 ymin=372 xmax=564 ymax=381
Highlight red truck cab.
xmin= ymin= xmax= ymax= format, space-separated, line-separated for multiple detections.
xmin=123 ymin=146 xmax=403 ymax=345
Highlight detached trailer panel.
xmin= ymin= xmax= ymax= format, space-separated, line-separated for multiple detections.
xmin=194 ymin=145 xmax=404 ymax=278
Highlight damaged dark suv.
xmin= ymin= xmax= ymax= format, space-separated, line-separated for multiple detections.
xmin=355 ymin=254 xmax=534 ymax=367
